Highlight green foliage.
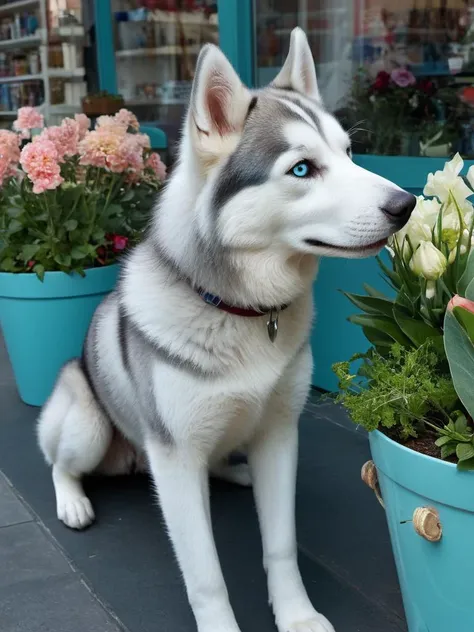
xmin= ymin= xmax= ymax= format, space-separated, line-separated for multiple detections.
xmin=334 ymin=342 xmax=458 ymax=438
xmin=444 ymin=308 xmax=474 ymax=423
xmin=0 ymin=165 xmax=161 ymax=278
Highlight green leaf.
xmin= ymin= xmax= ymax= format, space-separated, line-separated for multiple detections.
xmin=64 ymin=219 xmax=78 ymax=231
xmin=393 ymin=312 xmax=441 ymax=347
xmin=343 ymin=292 xmax=397 ymax=318
xmin=54 ymin=253 xmax=71 ymax=267
xmin=8 ymin=219 xmax=22 ymax=234
xmin=456 ymin=442 xmax=474 ymax=462
xmin=363 ymin=284 xmax=389 ymax=299
xmin=457 ymin=457 xmax=474 ymax=470
xmin=7 ymin=207 xmax=24 ymax=218
xmin=452 ymin=306 xmax=474 ymax=345
xmin=71 ymin=245 xmax=90 ymax=259
xmin=444 ymin=309 xmax=474 ymax=419
xmin=21 ymin=244 xmax=40 ymax=262
xmin=0 ymin=257 xmax=16 ymax=272
xmin=441 ymin=444 xmax=457 ymax=459
xmin=33 ymin=264 xmax=45 ymax=281
xmin=377 ymin=255 xmax=402 ymax=288
xmin=348 ymin=314 xmax=413 ymax=347
xmin=465 ymin=277 xmax=474 ymax=302
xmin=458 ymin=249 xmax=474 ymax=296
xmin=455 ymin=415 xmax=468 ymax=434
xmin=435 ymin=435 xmax=452 ymax=447
xmin=361 ymin=327 xmax=393 ymax=349
xmin=121 ymin=189 xmax=134 ymax=202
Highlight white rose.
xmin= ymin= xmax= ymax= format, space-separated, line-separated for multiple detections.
xmin=410 ymin=242 xmax=447 ymax=280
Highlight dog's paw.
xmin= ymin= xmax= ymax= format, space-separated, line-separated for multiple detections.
xmin=280 ymin=614 xmax=335 ymax=632
xmin=57 ymin=496 xmax=95 ymax=530
xmin=211 ymin=463 xmax=252 ymax=487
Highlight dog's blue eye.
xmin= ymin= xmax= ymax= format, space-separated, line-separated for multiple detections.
xmin=290 ymin=160 xmax=311 ymax=178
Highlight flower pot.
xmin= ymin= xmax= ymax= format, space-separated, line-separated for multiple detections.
xmin=367 ymin=430 xmax=474 ymax=632
xmin=0 ymin=265 xmax=118 ymax=407
xmin=82 ymin=96 xmax=125 ymax=117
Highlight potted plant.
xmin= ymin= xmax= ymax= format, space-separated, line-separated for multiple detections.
xmin=82 ymin=91 xmax=125 ymax=117
xmin=0 ymin=107 xmax=166 ymax=406
xmin=333 ymin=154 xmax=474 ymax=632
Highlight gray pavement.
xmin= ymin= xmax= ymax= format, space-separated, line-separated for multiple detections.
xmin=0 ymin=334 xmax=408 ymax=632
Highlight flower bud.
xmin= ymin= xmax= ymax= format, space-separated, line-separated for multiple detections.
xmin=410 ymin=242 xmax=447 ymax=280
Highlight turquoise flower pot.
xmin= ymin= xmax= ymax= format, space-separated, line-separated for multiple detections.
xmin=369 ymin=430 xmax=474 ymax=632
xmin=0 ymin=265 xmax=119 ymax=407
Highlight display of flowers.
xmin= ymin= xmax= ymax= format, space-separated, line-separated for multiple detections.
xmin=0 ymin=107 xmax=166 ymax=278
xmin=343 ymin=67 xmax=458 ymax=156
xmin=334 ymin=154 xmax=474 ymax=468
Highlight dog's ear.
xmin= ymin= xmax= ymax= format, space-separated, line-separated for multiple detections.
xmin=272 ymin=28 xmax=320 ymax=101
xmin=190 ymin=44 xmax=251 ymax=140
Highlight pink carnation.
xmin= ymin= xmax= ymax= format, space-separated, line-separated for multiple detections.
xmin=74 ymin=113 xmax=91 ymax=139
xmin=146 ymin=152 xmax=167 ymax=181
xmin=13 ymin=106 xmax=44 ymax=139
xmin=20 ymin=139 xmax=63 ymax=194
xmin=79 ymin=127 xmax=145 ymax=174
xmin=0 ymin=130 xmax=21 ymax=185
xmin=37 ymin=118 xmax=80 ymax=161
xmin=390 ymin=68 xmax=416 ymax=88
xmin=114 ymin=108 xmax=140 ymax=131
xmin=95 ymin=115 xmax=127 ymax=135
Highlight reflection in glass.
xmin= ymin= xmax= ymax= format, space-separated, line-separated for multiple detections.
xmin=254 ymin=1 xmax=474 ymax=158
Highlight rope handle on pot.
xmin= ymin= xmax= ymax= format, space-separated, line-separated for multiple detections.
xmin=361 ymin=461 xmax=443 ymax=542
xmin=361 ymin=461 xmax=385 ymax=508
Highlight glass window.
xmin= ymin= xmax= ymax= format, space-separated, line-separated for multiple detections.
xmin=112 ymin=0 xmax=218 ymax=155
xmin=254 ymin=0 xmax=474 ymax=158
xmin=0 ymin=0 xmax=94 ymax=128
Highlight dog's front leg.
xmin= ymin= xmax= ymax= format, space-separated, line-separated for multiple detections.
xmin=146 ymin=437 xmax=241 ymax=632
xmin=248 ymin=347 xmax=335 ymax=632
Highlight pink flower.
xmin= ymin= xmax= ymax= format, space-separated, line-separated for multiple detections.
xmin=0 ymin=130 xmax=21 ymax=185
xmin=20 ymin=139 xmax=63 ymax=193
xmin=114 ymin=108 xmax=139 ymax=131
xmin=74 ymin=113 xmax=91 ymax=139
xmin=146 ymin=152 xmax=167 ymax=181
xmin=95 ymin=115 xmax=127 ymax=135
xmin=13 ymin=107 xmax=44 ymax=139
xmin=79 ymin=128 xmax=145 ymax=174
xmin=112 ymin=234 xmax=129 ymax=252
xmin=448 ymin=295 xmax=474 ymax=314
xmin=390 ymin=68 xmax=416 ymax=88
xmin=37 ymin=118 xmax=80 ymax=161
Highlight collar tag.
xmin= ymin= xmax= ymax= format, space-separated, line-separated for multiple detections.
xmin=199 ymin=291 xmax=222 ymax=307
xmin=267 ymin=309 xmax=279 ymax=343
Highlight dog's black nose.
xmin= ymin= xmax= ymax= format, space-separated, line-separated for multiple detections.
xmin=381 ymin=191 xmax=417 ymax=224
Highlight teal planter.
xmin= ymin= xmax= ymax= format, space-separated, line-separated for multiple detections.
xmin=0 ymin=265 xmax=119 ymax=407
xmin=369 ymin=430 xmax=474 ymax=632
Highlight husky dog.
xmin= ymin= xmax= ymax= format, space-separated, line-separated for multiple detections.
xmin=37 ymin=29 xmax=415 ymax=632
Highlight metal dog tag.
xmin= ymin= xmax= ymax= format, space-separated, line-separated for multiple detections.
xmin=267 ymin=309 xmax=279 ymax=343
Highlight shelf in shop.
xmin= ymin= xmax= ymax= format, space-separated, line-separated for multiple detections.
xmin=0 ymin=34 xmax=42 ymax=51
xmin=0 ymin=0 xmax=39 ymax=17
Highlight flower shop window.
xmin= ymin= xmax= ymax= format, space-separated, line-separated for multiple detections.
xmin=111 ymin=0 xmax=218 ymax=155
xmin=254 ymin=0 xmax=474 ymax=158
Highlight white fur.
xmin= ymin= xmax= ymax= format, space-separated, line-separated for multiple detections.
xmin=37 ymin=29 xmax=413 ymax=632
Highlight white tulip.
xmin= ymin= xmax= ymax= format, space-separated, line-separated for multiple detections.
xmin=426 ymin=281 xmax=436 ymax=299
xmin=410 ymin=242 xmax=447 ymax=280
xmin=411 ymin=196 xmax=441 ymax=228
xmin=424 ymin=153 xmax=473 ymax=203
xmin=435 ymin=203 xmax=462 ymax=249
xmin=448 ymin=244 xmax=467 ymax=264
